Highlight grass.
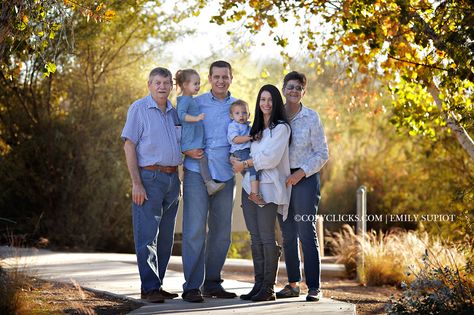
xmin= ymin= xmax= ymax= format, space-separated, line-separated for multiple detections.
xmin=326 ymin=224 xmax=472 ymax=286
xmin=0 ymin=265 xmax=28 ymax=314
xmin=0 ymin=247 xmax=96 ymax=315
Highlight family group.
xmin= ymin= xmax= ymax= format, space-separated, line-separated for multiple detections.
xmin=121 ymin=60 xmax=329 ymax=304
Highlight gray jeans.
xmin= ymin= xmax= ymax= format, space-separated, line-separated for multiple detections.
xmin=242 ymin=190 xmax=277 ymax=245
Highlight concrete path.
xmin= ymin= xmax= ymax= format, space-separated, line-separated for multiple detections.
xmin=0 ymin=247 xmax=355 ymax=314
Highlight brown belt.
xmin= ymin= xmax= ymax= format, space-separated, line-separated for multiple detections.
xmin=142 ymin=165 xmax=178 ymax=174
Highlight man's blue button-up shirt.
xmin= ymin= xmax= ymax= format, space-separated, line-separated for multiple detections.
xmin=121 ymin=95 xmax=182 ymax=167
xmin=183 ymin=91 xmax=236 ymax=181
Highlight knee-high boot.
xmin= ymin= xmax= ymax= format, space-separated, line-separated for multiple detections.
xmin=240 ymin=244 xmax=264 ymax=300
xmin=251 ymin=244 xmax=281 ymax=301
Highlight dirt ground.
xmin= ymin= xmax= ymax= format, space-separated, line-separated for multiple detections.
xmin=17 ymin=272 xmax=398 ymax=314
xmin=16 ymin=277 xmax=143 ymax=315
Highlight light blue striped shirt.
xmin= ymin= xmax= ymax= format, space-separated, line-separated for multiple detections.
xmin=289 ymin=105 xmax=329 ymax=176
xmin=121 ymin=94 xmax=182 ymax=167
xmin=183 ymin=91 xmax=236 ymax=181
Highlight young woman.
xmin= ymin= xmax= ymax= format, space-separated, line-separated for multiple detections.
xmin=231 ymin=84 xmax=291 ymax=301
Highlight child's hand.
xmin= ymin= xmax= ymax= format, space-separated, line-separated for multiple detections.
xmin=252 ymin=132 xmax=262 ymax=141
xmin=197 ymin=113 xmax=205 ymax=121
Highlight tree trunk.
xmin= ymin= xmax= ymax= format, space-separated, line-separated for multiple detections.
xmin=427 ymin=84 xmax=474 ymax=160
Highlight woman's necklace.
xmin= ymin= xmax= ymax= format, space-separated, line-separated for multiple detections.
xmin=287 ymin=104 xmax=302 ymax=121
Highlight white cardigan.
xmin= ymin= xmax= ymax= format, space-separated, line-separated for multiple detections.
xmin=242 ymin=123 xmax=292 ymax=220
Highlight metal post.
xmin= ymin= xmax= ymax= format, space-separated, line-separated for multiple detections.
xmin=317 ymin=215 xmax=324 ymax=257
xmin=356 ymin=186 xmax=367 ymax=282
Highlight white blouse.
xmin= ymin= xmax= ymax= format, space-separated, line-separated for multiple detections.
xmin=242 ymin=123 xmax=292 ymax=220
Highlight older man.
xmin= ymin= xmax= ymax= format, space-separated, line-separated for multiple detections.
xmin=121 ymin=67 xmax=181 ymax=303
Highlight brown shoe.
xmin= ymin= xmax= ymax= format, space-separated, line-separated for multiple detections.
xmin=159 ymin=288 xmax=178 ymax=299
xmin=248 ymin=192 xmax=266 ymax=207
xmin=141 ymin=290 xmax=165 ymax=303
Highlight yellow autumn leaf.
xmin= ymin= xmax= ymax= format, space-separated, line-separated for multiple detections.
xmin=104 ymin=9 xmax=115 ymax=20
xmin=436 ymin=50 xmax=446 ymax=58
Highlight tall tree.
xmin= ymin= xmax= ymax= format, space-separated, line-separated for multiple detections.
xmin=0 ymin=0 xmax=198 ymax=248
xmin=209 ymin=0 xmax=474 ymax=159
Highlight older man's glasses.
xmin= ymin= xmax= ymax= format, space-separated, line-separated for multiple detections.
xmin=285 ymin=84 xmax=304 ymax=91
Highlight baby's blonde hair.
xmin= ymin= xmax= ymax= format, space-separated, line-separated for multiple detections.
xmin=229 ymin=99 xmax=249 ymax=114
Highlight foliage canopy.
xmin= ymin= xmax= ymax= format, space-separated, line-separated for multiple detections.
xmin=208 ymin=0 xmax=474 ymax=158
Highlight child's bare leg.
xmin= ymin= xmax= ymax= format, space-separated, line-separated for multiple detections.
xmin=249 ymin=179 xmax=266 ymax=206
xmin=251 ymin=180 xmax=260 ymax=194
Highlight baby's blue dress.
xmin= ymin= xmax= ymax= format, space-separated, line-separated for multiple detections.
xmin=177 ymin=95 xmax=205 ymax=151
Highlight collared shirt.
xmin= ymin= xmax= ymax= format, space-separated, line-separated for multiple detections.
xmin=289 ymin=105 xmax=329 ymax=176
xmin=227 ymin=120 xmax=251 ymax=153
xmin=242 ymin=123 xmax=292 ymax=219
xmin=183 ymin=91 xmax=236 ymax=181
xmin=121 ymin=94 xmax=182 ymax=167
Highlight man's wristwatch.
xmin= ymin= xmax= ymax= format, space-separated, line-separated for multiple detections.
xmin=243 ymin=160 xmax=249 ymax=169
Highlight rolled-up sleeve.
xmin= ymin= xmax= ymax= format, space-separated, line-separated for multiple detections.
xmin=121 ymin=103 xmax=142 ymax=144
xmin=252 ymin=124 xmax=291 ymax=171
xmin=227 ymin=122 xmax=240 ymax=144
xmin=301 ymin=112 xmax=329 ymax=177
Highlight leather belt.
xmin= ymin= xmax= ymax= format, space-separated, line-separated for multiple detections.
xmin=142 ymin=165 xmax=178 ymax=174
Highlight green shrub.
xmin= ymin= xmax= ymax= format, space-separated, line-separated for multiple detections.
xmin=227 ymin=232 xmax=251 ymax=259
xmin=386 ymin=253 xmax=474 ymax=314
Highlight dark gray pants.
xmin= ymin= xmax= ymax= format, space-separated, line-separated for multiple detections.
xmin=242 ymin=190 xmax=277 ymax=246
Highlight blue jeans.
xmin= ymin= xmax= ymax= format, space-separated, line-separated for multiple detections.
xmin=277 ymin=172 xmax=321 ymax=290
xmin=182 ymin=169 xmax=235 ymax=292
xmin=232 ymin=148 xmax=259 ymax=181
xmin=132 ymin=168 xmax=180 ymax=293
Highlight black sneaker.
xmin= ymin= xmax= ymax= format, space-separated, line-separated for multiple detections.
xmin=276 ymin=284 xmax=300 ymax=298
xmin=202 ymin=288 xmax=237 ymax=298
xmin=306 ymin=289 xmax=322 ymax=302
xmin=159 ymin=288 xmax=178 ymax=299
xmin=182 ymin=289 xmax=204 ymax=303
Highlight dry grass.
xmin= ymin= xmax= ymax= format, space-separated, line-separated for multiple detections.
xmin=0 ymin=265 xmax=27 ymax=315
xmin=1 ymin=247 xmax=97 ymax=315
xmin=325 ymin=224 xmax=358 ymax=278
xmin=326 ymin=224 xmax=471 ymax=286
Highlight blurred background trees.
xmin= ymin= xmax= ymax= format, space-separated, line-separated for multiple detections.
xmin=0 ymin=0 xmax=472 ymax=251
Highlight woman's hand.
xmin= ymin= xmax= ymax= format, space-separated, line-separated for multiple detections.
xmin=231 ymin=158 xmax=245 ymax=173
xmin=286 ymin=169 xmax=306 ymax=186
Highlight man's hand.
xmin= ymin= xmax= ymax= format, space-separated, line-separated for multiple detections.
xmin=183 ymin=148 xmax=204 ymax=159
xmin=286 ymin=169 xmax=306 ymax=187
xmin=132 ymin=182 xmax=148 ymax=206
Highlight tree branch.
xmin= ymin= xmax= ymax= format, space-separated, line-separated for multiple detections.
xmin=427 ymin=84 xmax=474 ymax=160
xmin=387 ymin=55 xmax=447 ymax=71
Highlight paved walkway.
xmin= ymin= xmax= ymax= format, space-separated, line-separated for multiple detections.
xmin=0 ymin=247 xmax=355 ymax=314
